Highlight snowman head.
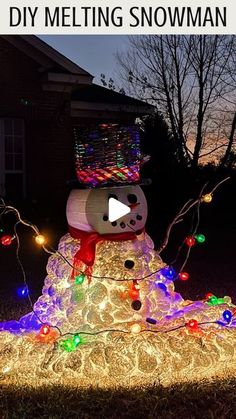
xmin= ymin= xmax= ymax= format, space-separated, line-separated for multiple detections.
xmin=66 ymin=185 xmax=147 ymax=234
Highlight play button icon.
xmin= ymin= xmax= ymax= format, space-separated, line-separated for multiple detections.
xmin=108 ymin=198 xmax=131 ymax=222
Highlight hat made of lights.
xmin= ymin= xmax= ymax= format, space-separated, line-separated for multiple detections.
xmin=73 ymin=123 xmax=143 ymax=188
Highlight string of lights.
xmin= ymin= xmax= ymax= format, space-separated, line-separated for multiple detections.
xmin=157 ymin=177 xmax=229 ymax=254
xmin=0 ymin=177 xmax=230 ymax=284
xmin=0 ymin=176 xmax=235 ymax=354
xmin=46 ymin=310 xmax=236 ymax=353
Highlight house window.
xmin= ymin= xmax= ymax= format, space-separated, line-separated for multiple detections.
xmin=0 ymin=118 xmax=25 ymax=199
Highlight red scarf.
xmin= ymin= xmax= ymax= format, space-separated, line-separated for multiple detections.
xmin=68 ymin=225 xmax=137 ymax=281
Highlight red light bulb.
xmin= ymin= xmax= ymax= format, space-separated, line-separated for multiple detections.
xmin=205 ymin=293 xmax=214 ymax=300
xmin=40 ymin=324 xmax=51 ymax=336
xmin=185 ymin=236 xmax=196 ymax=247
xmin=1 ymin=235 xmax=13 ymax=246
xmin=186 ymin=319 xmax=199 ymax=330
xmin=129 ymin=290 xmax=140 ymax=300
xmin=179 ymin=272 xmax=189 ymax=281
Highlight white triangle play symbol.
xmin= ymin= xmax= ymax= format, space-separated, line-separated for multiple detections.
xmin=108 ymin=198 xmax=131 ymax=222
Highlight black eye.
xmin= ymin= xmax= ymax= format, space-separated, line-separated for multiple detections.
xmin=124 ymin=260 xmax=135 ymax=269
xmin=111 ymin=221 xmax=117 ymax=226
xmin=136 ymin=215 xmax=142 ymax=221
xmin=109 ymin=194 xmax=118 ymax=200
xmin=103 ymin=215 xmax=108 ymax=221
xmin=127 ymin=194 xmax=137 ymax=204
xmin=130 ymin=219 xmax=136 ymax=226
xmin=120 ymin=222 xmax=126 ymax=228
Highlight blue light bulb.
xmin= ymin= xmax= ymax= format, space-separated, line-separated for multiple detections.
xmin=223 ymin=310 xmax=232 ymax=323
xmin=160 ymin=266 xmax=177 ymax=280
xmin=17 ymin=286 xmax=29 ymax=298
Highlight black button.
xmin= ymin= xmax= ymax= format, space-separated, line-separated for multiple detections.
xmin=111 ymin=221 xmax=117 ymax=226
xmin=130 ymin=219 xmax=136 ymax=226
xmin=127 ymin=194 xmax=137 ymax=204
xmin=131 ymin=300 xmax=142 ymax=311
xmin=124 ymin=260 xmax=135 ymax=269
xmin=136 ymin=215 xmax=142 ymax=220
xmin=120 ymin=222 xmax=126 ymax=228
xmin=146 ymin=317 xmax=157 ymax=325
xmin=103 ymin=215 xmax=108 ymax=221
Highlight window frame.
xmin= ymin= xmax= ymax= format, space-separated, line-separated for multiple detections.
xmin=0 ymin=118 xmax=26 ymax=198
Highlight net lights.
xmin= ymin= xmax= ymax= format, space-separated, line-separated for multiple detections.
xmin=74 ymin=123 xmax=141 ymax=187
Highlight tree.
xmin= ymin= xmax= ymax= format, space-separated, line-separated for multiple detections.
xmin=140 ymin=112 xmax=179 ymax=175
xmin=117 ymin=35 xmax=236 ymax=168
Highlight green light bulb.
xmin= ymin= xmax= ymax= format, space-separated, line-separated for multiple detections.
xmin=195 ymin=234 xmax=206 ymax=244
xmin=75 ymin=273 xmax=85 ymax=285
xmin=73 ymin=335 xmax=81 ymax=346
xmin=63 ymin=339 xmax=75 ymax=352
xmin=208 ymin=295 xmax=218 ymax=306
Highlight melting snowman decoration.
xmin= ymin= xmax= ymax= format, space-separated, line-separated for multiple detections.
xmin=66 ymin=185 xmax=148 ymax=234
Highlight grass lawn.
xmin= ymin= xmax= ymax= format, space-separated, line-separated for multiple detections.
xmin=0 ymin=378 xmax=236 ymax=418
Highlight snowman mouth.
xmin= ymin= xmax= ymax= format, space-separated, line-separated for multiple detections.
xmin=128 ymin=202 xmax=140 ymax=210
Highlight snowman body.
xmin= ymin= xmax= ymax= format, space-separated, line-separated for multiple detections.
xmin=30 ymin=185 xmax=186 ymax=333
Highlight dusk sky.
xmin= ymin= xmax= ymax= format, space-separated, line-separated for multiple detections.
xmin=39 ymin=35 xmax=129 ymax=83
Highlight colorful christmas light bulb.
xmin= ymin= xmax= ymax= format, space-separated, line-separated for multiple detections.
xmin=129 ymin=289 xmax=140 ymax=300
xmin=179 ymin=272 xmax=189 ymax=281
xmin=186 ymin=319 xmax=199 ymax=330
xmin=73 ymin=335 xmax=82 ymax=346
xmin=75 ymin=273 xmax=85 ymax=285
xmin=160 ymin=267 xmax=177 ymax=280
xmin=62 ymin=339 xmax=75 ymax=352
xmin=205 ymin=293 xmax=214 ymax=300
xmin=35 ymin=234 xmax=46 ymax=246
xmin=195 ymin=234 xmax=206 ymax=244
xmin=207 ymin=295 xmax=219 ymax=306
xmin=201 ymin=194 xmax=213 ymax=203
xmin=17 ymin=286 xmax=29 ymax=298
xmin=130 ymin=324 xmax=141 ymax=334
xmin=185 ymin=236 xmax=196 ymax=247
xmin=1 ymin=235 xmax=13 ymax=246
xmin=40 ymin=324 xmax=51 ymax=336
xmin=223 ymin=310 xmax=232 ymax=324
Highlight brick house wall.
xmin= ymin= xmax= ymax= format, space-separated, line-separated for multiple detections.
xmin=0 ymin=37 xmax=75 ymax=212
xmin=0 ymin=36 xmax=153 ymax=223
